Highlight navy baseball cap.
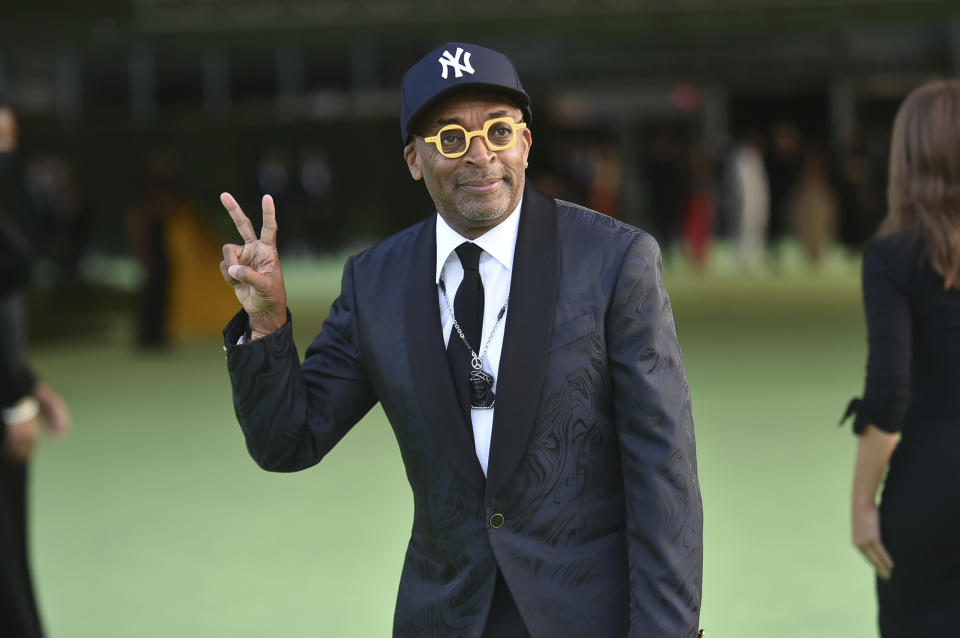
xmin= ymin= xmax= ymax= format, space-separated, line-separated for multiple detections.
xmin=401 ymin=42 xmax=532 ymax=144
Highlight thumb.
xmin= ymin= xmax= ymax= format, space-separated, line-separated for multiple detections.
xmin=227 ymin=264 xmax=269 ymax=289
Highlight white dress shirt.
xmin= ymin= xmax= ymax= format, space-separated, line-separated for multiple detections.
xmin=435 ymin=200 xmax=522 ymax=476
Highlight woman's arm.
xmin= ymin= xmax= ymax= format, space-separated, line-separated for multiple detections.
xmin=851 ymin=424 xmax=899 ymax=579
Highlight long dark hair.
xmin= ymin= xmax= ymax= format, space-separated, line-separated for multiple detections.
xmin=884 ymin=79 xmax=960 ymax=289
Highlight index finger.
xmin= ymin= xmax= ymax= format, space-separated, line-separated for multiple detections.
xmin=220 ymin=192 xmax=258 ymax=243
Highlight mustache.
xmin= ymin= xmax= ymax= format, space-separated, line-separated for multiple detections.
xmin=454 ymin=170 xmax=511 ymax=186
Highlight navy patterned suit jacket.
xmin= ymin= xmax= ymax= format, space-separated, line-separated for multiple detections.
xmin=224 ymin=183 xmax=703 ymax=637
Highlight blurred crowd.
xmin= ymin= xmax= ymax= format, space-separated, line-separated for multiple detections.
xmin=529 ymin=119 xmax=888 ymax=273
xmin=0 ymin=101 xmax=895 ymax=347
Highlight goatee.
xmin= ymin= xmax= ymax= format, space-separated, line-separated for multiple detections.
xmin=454 ymin=173 xmax=512 ymax=222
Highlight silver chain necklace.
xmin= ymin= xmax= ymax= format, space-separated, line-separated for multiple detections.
xmin=438 ymin=277 xmax=509 ymax=371
xmin=439 ymin=276 xmax=508 ymax=410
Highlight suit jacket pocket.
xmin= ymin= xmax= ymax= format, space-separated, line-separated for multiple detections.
xmin=549 ymin=311 xmax=598 ymax=352
xmin=407 ymin=537 xmax=457 ymax=582
xmin=578 ymin=492 xmax=627 ymax=545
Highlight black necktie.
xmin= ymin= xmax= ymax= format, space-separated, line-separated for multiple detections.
xmin=448 ymin=242 xmax=484 ymax=424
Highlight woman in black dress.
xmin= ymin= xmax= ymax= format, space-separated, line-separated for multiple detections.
xmin=846 ymin=79 xmax=960 ymax=636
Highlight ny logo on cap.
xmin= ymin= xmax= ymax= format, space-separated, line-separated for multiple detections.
xmin=438 ymin=47 xmax=475 ymax=80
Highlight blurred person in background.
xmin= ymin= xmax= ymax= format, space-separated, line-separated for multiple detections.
xmin=24 ymin=154 xmax=90 ymax=296
xmin=644 ymin=131 xmax=687 ymax=245
xmin=297 ymin=146 xmax=340 ymax=252
xmin=584 ymin=143 xmax=622 ymax=219
xmin=129 ymin=151 xmax=237 ymax=346
xmin=784 ymin=145 xmax=839 ymax=268
xmin=218 ymin=43 xmax=702 ymax=638
xmin=843 ymin=79 xmax=960 ymax=637
xmin=128 ymin=152 xmax=175 ymax=348
xmin=254 ymin=147 xmax=291 ymax=247
xmin=681 ymin=146 xmax=716 ymax=272
xmin=727 ymin=130 xmax=770 ymax=271
xmin=765 ymin=121 xmax=803 ymax=251
xmin=0 ymin=101 xmax=72 ymax=638
xmin=835 ymin=124 xmax=888 ymax=249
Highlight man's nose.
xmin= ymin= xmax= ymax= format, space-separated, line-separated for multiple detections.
xmin=463 ymin=134 xmax=495 ymax=165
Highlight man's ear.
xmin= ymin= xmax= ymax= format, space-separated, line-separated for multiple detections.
xmin=403 ymin=141 xmax=423 ymax=181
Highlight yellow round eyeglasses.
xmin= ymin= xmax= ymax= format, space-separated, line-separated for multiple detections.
xmin=423 ymin=117 xmax=527 ymax=159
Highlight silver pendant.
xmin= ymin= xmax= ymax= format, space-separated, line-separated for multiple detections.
xmin=469 ymin=369 xmax=496 ymax=409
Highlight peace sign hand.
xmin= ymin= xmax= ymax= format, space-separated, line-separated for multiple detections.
xmin=219 ymin=192 xmax=288 ymax=335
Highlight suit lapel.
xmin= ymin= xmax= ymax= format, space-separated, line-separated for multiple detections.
xmin=486 ymin=184 xmax=560 ymax=501
xmin=405 ymin=216 xmax=486 ymax=491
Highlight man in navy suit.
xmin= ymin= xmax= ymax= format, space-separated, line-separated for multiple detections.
xmin=220 ymin=43 xmax=702 ymax=637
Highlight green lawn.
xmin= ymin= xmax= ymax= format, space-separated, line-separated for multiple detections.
xmin=26 ymin=249 xmax=878 ymax=637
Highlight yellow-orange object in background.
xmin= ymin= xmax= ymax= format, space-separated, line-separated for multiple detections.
xmin=165 ymin=206 xmax=240 ymax=339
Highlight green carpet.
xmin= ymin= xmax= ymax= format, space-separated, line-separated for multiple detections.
xmin=26 ymin=249 xmax=878 ymax=637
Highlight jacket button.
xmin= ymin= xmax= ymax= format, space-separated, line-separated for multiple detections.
xmin=489 ymin=513 xmax=505 ymax=528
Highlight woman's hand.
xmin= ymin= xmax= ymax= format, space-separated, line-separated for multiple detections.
xmin=34 ymin=380 xmax=71 ymax=437
xmin=852 ymin=501 xmax=894 ymax=580
xmin=3 ymin=417 xmax=39 ymax=463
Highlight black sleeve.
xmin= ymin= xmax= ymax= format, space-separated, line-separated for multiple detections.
xmin=0 ymin=366 xmax=36 ymax=409
xmin=845 ymin=242 xmax=912 ymax=434
xmin=0 ymin=293 xmax=36 ymax=409
xmin=0 ymin=210 xmax=34 ymax=296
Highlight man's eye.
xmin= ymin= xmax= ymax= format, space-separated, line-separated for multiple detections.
xmin=442 ymin=135 xmax=461 ymax=145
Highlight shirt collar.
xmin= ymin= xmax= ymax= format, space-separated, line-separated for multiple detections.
xmin=434 ymin=198 xmax=523 ymax=284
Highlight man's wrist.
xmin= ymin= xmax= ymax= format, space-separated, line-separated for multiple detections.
xmin=248 ymin=313 xmax=286 ymax=337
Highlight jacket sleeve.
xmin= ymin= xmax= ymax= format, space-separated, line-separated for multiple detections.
xmin=606 ymin=233 xmax=703 ymax=638
xmin=224 ymin=256 xmax=378 ymax=472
